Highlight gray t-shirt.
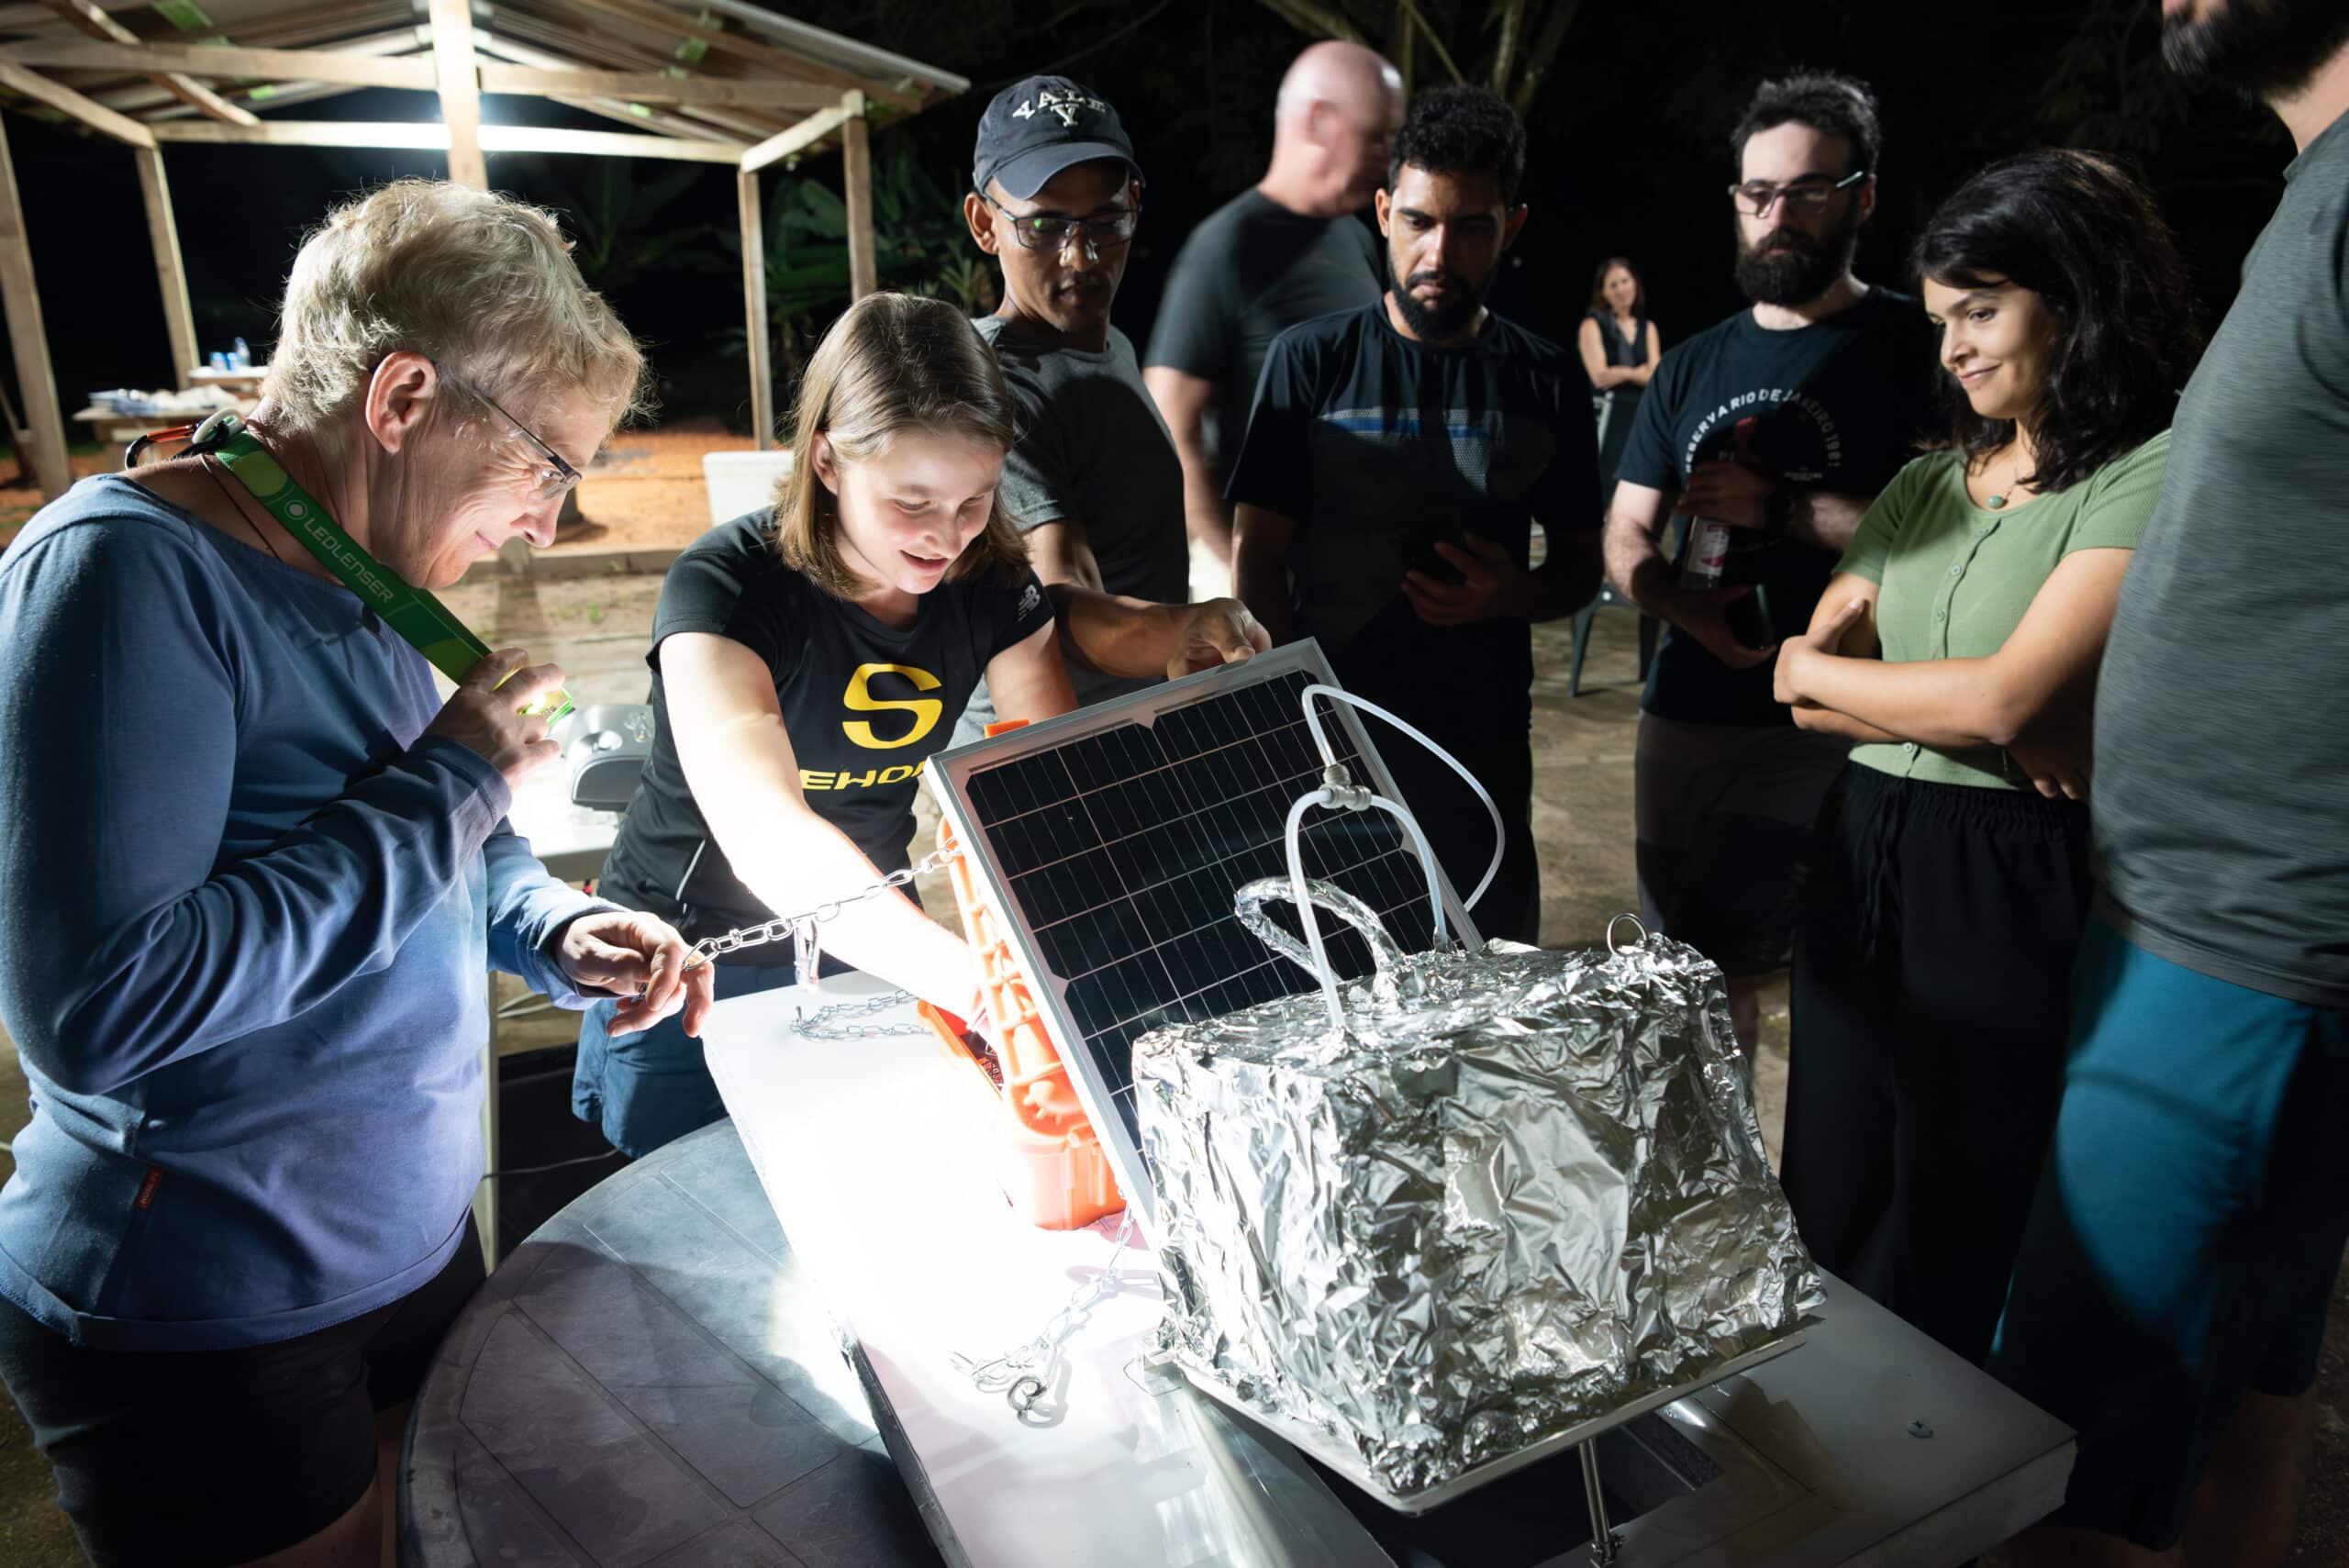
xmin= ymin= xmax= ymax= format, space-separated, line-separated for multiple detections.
xmin=2093 ymin=109 xmax=2349 ymax=1007
xmin=963 ymin=315 xmax=1188 ymax=731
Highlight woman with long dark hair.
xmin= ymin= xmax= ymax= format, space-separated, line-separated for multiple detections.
xmin=1576 ymin=256 xmax=1661 ymax=495
xmin=1769 ymin=150 xmax=2202 ymax=1364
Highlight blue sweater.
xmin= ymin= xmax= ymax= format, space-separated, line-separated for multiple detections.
xmin=0 ymin=476 xmax=610 ymax=1351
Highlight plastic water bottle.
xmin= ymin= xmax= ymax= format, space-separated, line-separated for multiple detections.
xmin=230 ymin=338 xmax=250 ymax=371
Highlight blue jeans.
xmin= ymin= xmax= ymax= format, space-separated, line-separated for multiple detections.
xmin=1989 ymin=915 xmax=2349 ymax=1550
xmin=571 ymin=961 xmax=797 ymax=1158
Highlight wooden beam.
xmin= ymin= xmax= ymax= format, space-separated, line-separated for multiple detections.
xmin=550 ymin=0 xmax=918 ymax=109
xmin=426 ymin=0 xmax=483 ymax=189
xmin=477 ymin=123 xmax=741 ymax=161
xmin=132 ymin=145 xmax=197 ymax=386
xmin=738 ymin=89 xmax=857 ymax=174
xmin=634 ymin=0 xmax=966 ymax=95
xmin=43 ymin=0 xmax=259 ymax=125
xmin=476 ymin=61 xmax=840 ymax=111
xmin=150 ymin=117 xmax=451 ymax=150
xmin=0 ymin=118 xmax=68 ymax=499
xmin=147 ymin=117 xmax=746 ymax=162
xmin=0 ymin=38 xmax=437 ymax=90
xmin=738 ymin=167 xmax=771 ymax=450
xmin=842 ymin=109 xmax=873 ymax=300
xmin=470 ymin=18 xmax=786 ymax=140
xmin=0 ymin=61 xmax=155 ymax=143
xmin=546 ymin=93 xmax=745 ymax=145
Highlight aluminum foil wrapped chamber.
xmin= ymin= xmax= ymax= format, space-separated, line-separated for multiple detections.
xmin=1133 ymin=886 xmax=1824 ymax=1508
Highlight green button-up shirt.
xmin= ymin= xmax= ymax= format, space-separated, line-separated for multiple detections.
xmin=1836 ymin=432 xmax=2168 ymax=789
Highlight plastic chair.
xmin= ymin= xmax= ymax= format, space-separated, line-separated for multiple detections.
xmin=1568 ymin=584 xmax=1658 ymax=697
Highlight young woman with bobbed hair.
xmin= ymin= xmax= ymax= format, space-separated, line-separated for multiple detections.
xmin=579 ymin=291 xmax=1264 ymax=1159
xmin=1771 ymin=149 xmax=2203 ymax=1366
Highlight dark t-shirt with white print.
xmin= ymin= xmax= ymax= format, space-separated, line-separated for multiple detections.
xmin=1616 ymin=286 xmax=1939 ymax=728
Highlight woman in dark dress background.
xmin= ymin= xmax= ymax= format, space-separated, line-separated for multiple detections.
xmin=1578 ymin=256 xmax=1662 ymax=498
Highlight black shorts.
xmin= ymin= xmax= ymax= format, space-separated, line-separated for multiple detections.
xmin=0 ymin=1215 xmax=484 ymax=1568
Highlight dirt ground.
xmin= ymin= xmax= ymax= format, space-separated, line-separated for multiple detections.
xmin=0 ymin=439 xmax=2339 ymax=1563
xmin=0 ymin=422 xmax=759 ymax=556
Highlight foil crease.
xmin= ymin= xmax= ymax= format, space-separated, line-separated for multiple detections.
xmin=1133 ymin=921 xmax=1823 ymax=1501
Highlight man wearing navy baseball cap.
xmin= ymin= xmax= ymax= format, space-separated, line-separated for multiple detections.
xmin=957 ymin=76 xmax=1193 ymax=733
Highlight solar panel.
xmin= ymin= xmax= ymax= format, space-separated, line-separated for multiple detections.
xmin=927 ymin=641 xmax=1478 ymax=1219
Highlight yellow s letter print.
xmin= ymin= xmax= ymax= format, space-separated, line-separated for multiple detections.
xmin=841 ymin=662 xmax=943 ymax=749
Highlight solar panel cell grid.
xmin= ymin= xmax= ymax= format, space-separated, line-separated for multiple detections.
xmin=963 ymin=669 xmax=1443 ymax=1137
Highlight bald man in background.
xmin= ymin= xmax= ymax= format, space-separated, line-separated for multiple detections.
xmin=1144 ymin=41 xmax=1404 ymax=592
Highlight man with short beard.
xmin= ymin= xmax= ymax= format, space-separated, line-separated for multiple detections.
xmin=1226 ymin=85 xmax=1601 ymax=944
xmin=1602 ymin=70 xmax=1937 ymax=1052
xmin=1988 ymin=5 xmax=2349 ymax=1563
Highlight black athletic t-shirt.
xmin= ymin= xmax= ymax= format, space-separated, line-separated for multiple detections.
xmin=1617 ymin=286 xmax=1938 ymax=727
xmin=1222 ymin=301 xmax=1599 ymax=743
xmin=596 ymin=511 xmax=1053 ymax=951
xmin=1143 ymin=191 xmax=1385 ymax=469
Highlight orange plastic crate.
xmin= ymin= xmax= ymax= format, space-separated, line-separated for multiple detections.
xmin=920 ymin=799 xmax=1124 ymax=1231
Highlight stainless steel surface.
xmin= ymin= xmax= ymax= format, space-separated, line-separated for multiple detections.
xmin=1136 ymin=916 xmax=1822 ymax=1508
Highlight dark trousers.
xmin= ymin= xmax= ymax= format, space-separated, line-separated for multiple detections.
xmin=1780 ymin=763 xmax=2091 ymax=1365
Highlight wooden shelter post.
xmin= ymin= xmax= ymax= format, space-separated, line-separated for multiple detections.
xmin=737 ymin=166 xmax=773 ymax=450
xmin=842 ymin=107 xmax=874 ymax=300
xmin=0 ymin=117 xmax=68 ymax=499
xmin=427 ymin=0 xmax=486 ymax=190
xmin=133 ymin=146 xmax=198 ymax=386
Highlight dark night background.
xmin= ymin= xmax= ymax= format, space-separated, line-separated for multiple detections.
xmin=0 ymin=0 xmax=2294 ymax=435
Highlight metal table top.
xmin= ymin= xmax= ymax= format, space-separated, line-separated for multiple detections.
xmin=401 ymin=1120 xmax=941 ymax=1568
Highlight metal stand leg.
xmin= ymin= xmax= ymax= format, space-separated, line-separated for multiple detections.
xmin=1579 ymin=1440 xmax=1620 ymax=1564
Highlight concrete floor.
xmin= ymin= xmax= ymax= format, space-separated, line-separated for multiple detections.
xmin=0 ymin=573 xmax=2334 ymax=1563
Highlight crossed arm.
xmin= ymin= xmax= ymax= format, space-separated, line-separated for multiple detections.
xmin=1772 ymin=548 xmax=2136 ymax=797
xmin=1576 ymin=318 xmax=1662 ymax=392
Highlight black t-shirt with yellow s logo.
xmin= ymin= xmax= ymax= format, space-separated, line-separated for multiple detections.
xmin=597 ymin=510 xmax=1052 ymax=951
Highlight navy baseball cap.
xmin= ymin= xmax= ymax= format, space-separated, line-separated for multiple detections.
xmin=972 ymin=75 xmax=1143 ymax=202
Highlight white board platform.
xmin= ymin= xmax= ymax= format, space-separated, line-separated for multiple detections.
xmin=706 ymin=978 xmax=2074 ymax=1567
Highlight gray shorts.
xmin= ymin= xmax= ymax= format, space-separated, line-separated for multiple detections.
xmin=1633 ymin=712 xmax=1851 ymax=978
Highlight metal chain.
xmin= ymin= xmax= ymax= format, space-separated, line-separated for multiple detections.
xmin=685 ymin=843 xmax=957 ymax=966
xmin=793 ymin=989 xmax=925 ymax=1040
xmin=951 ymin=1208 xmax=1140 ymax=1422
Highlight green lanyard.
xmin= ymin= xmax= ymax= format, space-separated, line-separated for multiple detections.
xmin=193 ymin=410 xmax=572 ymax=720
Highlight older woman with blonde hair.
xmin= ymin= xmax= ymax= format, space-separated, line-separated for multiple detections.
xmin=0 ymin=180 xmax=710 ymax=1568
xmin=579 ymin=290 xmax=1264 ymax=1159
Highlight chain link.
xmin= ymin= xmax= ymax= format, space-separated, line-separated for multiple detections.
xmin=684 ymin=844 xmax=957 ymax=967
xmin=792 ymin=989 xmax=926 ymax=1040
xmin=672 ymin=844 xmax=958 ymax=1040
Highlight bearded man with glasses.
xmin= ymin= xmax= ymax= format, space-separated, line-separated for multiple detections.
xmin=1600 ymin=69 xmax=1939 ymax=1053
xmin=955 ymin=74 xmax=1191 ymax=735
